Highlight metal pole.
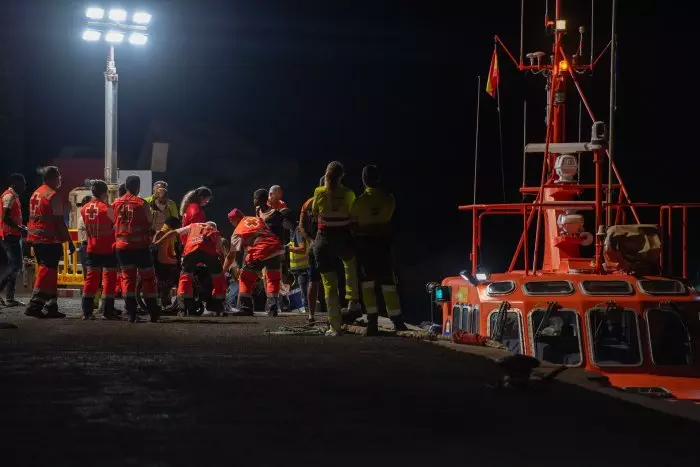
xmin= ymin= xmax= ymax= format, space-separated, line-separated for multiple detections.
xmin=104 ymin=45 xmax=119 ymax=184
xmin=607 ymin=0 xmax=617 ymax=227
xmin=519 ymin=0 xmax=524 ymax=67
xmin=473 ymin=76 xmax=481 ymax=205
xmin=522 ymin=101 xmax=527 ymax=188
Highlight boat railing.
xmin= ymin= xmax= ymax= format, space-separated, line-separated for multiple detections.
xmin=458 ymin=201 xmax=700 ymax=278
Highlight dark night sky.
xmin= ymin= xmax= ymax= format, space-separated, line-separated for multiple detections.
xmin=0 ymin=1 xmax=691 ymax=313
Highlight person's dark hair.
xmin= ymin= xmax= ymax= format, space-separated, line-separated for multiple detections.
xmin=164 ymin=216 xmax=181 ymax=229
xmin=39 ymin=166 xmax=60 ymax=183
xmin=362 ymin=165 xmax=381 ymax=188
xmin=118 ymin=183 xmax=127 ymax=197
xmin=324 ymin=161 xmax=344 ymax=194
xmin=80 ymin=195 xmax=92 ymax=206
xmin=180 ymin=186 xmax=212 ymax=215
xmin=9 ymin=173 xmax=25 ymax=186
xmin=125 ymin=175 xmax=140 ymax=194
xmin=90 ymin=179 xmax=108 ymax=199
xmin=254 ymin=188 xmax=268 ymax=201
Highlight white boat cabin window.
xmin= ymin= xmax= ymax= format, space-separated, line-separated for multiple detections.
xmin=523 ymin=281 xmax=574 ymax=296
xmin=588 ymin=308 xmax=642 ymax=366
xmin=645 ymin=308 xmax=693 ymax=366
xmin=452 ymin=306 xmax=461 ymax=330
xmin=488 ymin=311 xmax=523 ymax=354
xmin=637 ymin=280 xmax=686 ymax=296
xmin=529 ymin=308 xmax=582 ymax=366
xmin=580 ymin=280 xmax=634 ymax=296
xmin=486 ymin=281 xmax=516 ymax=296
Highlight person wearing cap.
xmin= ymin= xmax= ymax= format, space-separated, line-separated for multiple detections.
xmin=268 ymin=185 xmax=287 ymax=210
xmin=352 ymin=165 xmax=406 ymax=334
xmin=144 ymin=181 xmax=179 ymax=233
xmin=224 ymin=208 xmax=285 ymax=316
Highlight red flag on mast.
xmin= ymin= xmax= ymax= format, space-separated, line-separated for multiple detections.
xmin=485 ymin=47 xmax=499 ymax=98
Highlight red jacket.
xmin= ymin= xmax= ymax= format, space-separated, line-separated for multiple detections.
xmin=80 ymin=199 xmax=115 ymax=255
xmin=182 ymin=203 xmax=206 ymax=227
xmin=0 ymin=188 xmax=22 ymax=239
xmin=181 ymin=222 xmax=221 ymax=257
xmin=113 ymin=194 xmax=151 ymax=250
xmin=27 ymin=185 xmax=65 ymax=244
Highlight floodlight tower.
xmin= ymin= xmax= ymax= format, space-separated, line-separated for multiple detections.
xmin=82 ymin=6 xmax=151 ymax=184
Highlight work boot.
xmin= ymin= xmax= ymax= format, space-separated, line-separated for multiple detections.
xmin=24 ymin=303 xmax=44 ymax=319
xmin=265 ymin=297 xmax=279 ymax=317
xmin=101 ymin=298 xmax=117 ymax=320
xmin=3 ymin=298 xmax=25 ymax=307
xmin=81 ymin=297 xmax=95 ymax=321
xmin=44 ymin=303 xmax=66 ymax=319
xmin=391 ymin=315 xmax=408 ymax=332
xmin=230 ymin=296 xmax=254 ymax=316
xmin=341 ymin=300 xmax=363 ymax=324
xmin=366 ymin=313 xmax=379 ymax=337
xmin=146 ymin=298 xmax=160 ymax=323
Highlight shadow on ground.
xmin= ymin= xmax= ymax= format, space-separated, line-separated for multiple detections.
xmin=1 ymin=313 xmax=699 ymax=467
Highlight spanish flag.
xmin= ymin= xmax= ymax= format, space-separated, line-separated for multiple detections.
xmin=485 ymin=47 xmax=499 ymax=98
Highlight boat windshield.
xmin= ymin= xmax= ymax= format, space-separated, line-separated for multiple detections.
xmin=530 ymin=308 xmax=582 ymax=365
xmin=645 ymin=308 xmax=693 ymax=366
xmin=588 ymin=308 xmax=642 ymax=366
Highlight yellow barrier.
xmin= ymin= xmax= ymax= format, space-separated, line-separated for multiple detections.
xmin=58 ymin=229 xmax=84 ymax=287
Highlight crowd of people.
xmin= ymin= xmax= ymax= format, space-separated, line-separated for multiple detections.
xmin=0 ymin=161 xmax=405 ymax=336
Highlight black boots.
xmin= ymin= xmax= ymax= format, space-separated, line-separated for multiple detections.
xmin=366 ymin=313 xmax=379 ymax=336
xmin=265 ymin=297 xmax=279 ymax=317
xmin=391 ymin=315 xmax=408 ymax=331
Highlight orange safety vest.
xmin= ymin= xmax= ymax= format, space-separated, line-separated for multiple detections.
xmin=182 ymin=222 xmax=220 ymax=257
xmin=80 ymin=199 xmax=115 ymax=255
xmin=27 ymin=185 xmax=63 ymax=244
xmin=233 ymin=216 xmax=274 ymax=245
xmin=112 ymin=194 xmax=151 ymax=250
xmin=0 ymin=188 xmax=22 ymax=238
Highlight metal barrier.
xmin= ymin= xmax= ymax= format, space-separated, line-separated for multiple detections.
xmin=57 ymin=229 xmax=84 ymax=287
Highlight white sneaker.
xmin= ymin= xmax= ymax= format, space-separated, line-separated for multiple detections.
xmin=202 ymin=310 xmax=216 ymax=317
xmin=325 ymin=329 xmax=341 ymax=337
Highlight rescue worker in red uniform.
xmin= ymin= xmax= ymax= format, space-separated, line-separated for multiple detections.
xmin=0 ymin=173 xmax=27 ymax=308
xmin=180 ymin=186 xmax=212 ymax=227
xmin=223 ymin=209 xmax=284 ymax=317
xmin=79 ymin=180 xmax=119 ymax=320
xmin=112 ymin=175 xmax=160 ymax=322
xmin=155 ymin=221 xmax=227 ymax=315
xmin=25 ymin=166 xmax=75 ymax=319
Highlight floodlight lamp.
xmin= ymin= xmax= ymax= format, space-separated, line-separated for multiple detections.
xmin=108 ymin=8 xmax=128 ymax=22
xmin=475 ymin=272 xmax=490 ymax=282
xmin=129 ymin=32 xmax=149 ymax=45
xmin=132 ymin=11 xmax=152 ymax=25
xmin=85 ymin=7 xmax=105 ymax=20
xmin=558 ymin=60 xmax=569 ymax=72
xmin=82 ymin=30 xmax=102 ymax=42
xmin=555 ymin=19 xmax=567 ymax=31
xmin=105 ymin=31 xmax=125 ymax=43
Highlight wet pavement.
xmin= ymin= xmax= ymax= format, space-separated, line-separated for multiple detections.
xmin=1 ymin=296 xmax=699 ymax=467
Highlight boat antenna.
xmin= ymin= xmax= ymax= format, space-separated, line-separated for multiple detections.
xmin=606 ymin=0 xmax=617 ymax=227
xmin=522 ymin=100 xmax=527 ymax=194
xmin=577 ymin=100 xmax=582 ymax=184
xmin=473 ymin=75 xmax=481 ymax=205
xmin=590 ymin=0 xmax=595 ymax=66
xmin=519 ymin=0 xmax=524 ymax=66
xmin=497 ymin=70 xmax=506 ymax=203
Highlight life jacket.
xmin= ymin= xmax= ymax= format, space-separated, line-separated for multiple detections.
xmin=27 ymin=184 xmax=63 ymax=244
xmin=183 ymin=222 xmax=220 ymax=257
xmin=289 ymin=236 xmax=309 ymax=271
xmin=80 ymin=199 xmax=115 ymax=255
xmin=113 ymin=194 xmax=151 ymax=250
xmin=0 ymin=188 xmax=22 ymax=239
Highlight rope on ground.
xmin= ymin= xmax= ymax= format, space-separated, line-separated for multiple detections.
xmin=264 ymin=324 xmax=328 ymax=336
xmin=341 ymin=323 xmax=450 ymax=341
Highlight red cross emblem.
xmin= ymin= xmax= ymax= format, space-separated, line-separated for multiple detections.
xmin=29 ymin=194 xmax=42 ymax=216
xmin=245 ymin=217 xmax=259 ymax=227
xmin=86 ymin=203 xmax=99 ymax=220
xmin=119 ymin=204 xmax=134 ymax=222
